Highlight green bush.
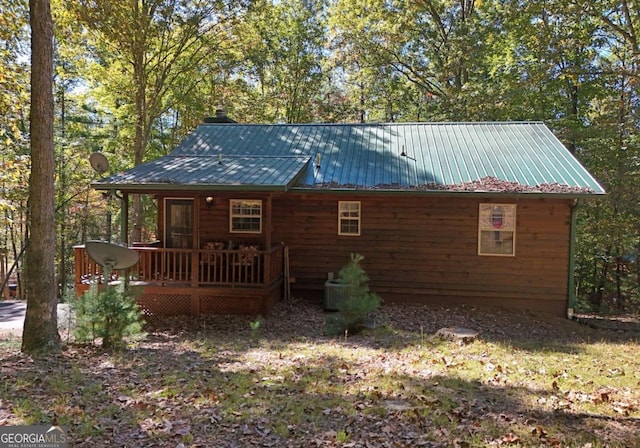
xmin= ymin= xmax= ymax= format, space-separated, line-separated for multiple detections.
xmin=326 ymin=253 xmax=381 ymax=335
xmin=72 ymin=283 xmax=145 ymax=350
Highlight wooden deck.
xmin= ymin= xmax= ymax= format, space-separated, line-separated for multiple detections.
xmin=73 ymin=244 xmax=286 ymax=316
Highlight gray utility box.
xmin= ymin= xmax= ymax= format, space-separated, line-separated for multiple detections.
xmin=324 ymin=279 xmax=350 ymax=311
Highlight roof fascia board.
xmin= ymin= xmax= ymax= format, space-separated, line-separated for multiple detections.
xmin=91 ymin=183 xmax=289 ymax=192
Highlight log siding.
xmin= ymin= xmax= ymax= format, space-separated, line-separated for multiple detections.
xmin=273 ymin=193 xmax=571 ymax=315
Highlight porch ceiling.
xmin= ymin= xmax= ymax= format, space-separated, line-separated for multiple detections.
xmin=93 ymin=155 xmax=311 ymax=191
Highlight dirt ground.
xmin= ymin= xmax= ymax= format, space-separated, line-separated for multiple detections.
xmin=1 ymin=297 xmax=638 ymax=341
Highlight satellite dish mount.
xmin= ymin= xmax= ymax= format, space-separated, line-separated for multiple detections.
xmin=89 ymin=152 xmax=110 ymax=174
xmin=85 ymin=240 xmax=139 ymax=286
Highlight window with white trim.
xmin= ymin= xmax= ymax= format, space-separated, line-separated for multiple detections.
xmin=478 ymin=203 xmax=516 ymax=256
xmin=338 ymin=201 xmax=361 ymax=236
xmin=230 ymin=199 xmax=262 ymax=233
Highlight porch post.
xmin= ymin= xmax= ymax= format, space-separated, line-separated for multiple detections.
xmin=264 ymin=195 xmax=272 ymax=286
xmin=121 ymin=192 xmax=129 ymax=245
xmin=191 ymin=196 xmax=200 ymax=315
xmin=265 ymin=194 xmax=273 ymax=250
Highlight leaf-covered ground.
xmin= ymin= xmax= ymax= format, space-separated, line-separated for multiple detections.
xmin=1 ymin=298 xmax=639 ymax=447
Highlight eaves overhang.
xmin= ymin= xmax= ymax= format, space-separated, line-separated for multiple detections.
xmin=92 ymin=182 xmax=296 ymax=192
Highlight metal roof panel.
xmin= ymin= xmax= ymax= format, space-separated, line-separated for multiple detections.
xmin=95 ymin=122 xmax=605 ymax=195
xmin=94 ymin=155 xmax=310 ymax=190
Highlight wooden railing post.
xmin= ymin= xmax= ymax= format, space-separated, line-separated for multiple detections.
xmin=73 ymin=246 xmax=83 ymax=286
xmin=191 ymin=250 xmax=199 ymax=288
xmin=263 ymin=248 xmax=271 ymax=287
xmin=191 ymin=249 xmax=199 ymax=315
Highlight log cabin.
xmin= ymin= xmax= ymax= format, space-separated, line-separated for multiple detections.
xmin=74 ymin=120 xmax=605 ymax=317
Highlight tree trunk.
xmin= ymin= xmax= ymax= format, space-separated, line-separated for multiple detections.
xmin=131 ymin=58 xmax=147 ymax=244
xmin=614 ymin=255 xmax=624 ymax=311
xmin=57 ymin=79 xmax=67 ymax=299
xmin=22 ymin=0 xmax=61 ymax=354
xmin=591 ymin=245 xmax=611 ymax=310
xmin=131 ymin=119 xmax=145 ymax=244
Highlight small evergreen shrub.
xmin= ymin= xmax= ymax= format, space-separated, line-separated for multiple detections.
xmin=249 ymin=316 xmax=264 ymax=340
xmin=325 ymin=253 xmax=381 ymax=335
xmin=72 ymin=283 xmax=145 ymax=350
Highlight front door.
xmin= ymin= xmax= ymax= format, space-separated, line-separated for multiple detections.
xmin=164 ymin=198 xmax=194 ymax=249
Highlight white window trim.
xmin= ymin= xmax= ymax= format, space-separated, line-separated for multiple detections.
xmin=229 ymin=199 xmax=262 ymax=234
xmin=338 ymin=201 xmax=361 ymax=236
xmin=478 ymin=203 xmax=516 ymax=256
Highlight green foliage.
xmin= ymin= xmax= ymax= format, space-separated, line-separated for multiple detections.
xmin=335 ymin=428 xmax=350 ymax=443
xmin=0 ymin=0 xmax=30 ymax=272
xmin=233 ymin=0 xmax=327 ymax=123
xmin=326 ymin=253 xmax=381 ymax=335
xmin=72 ymin=283 xmax=145 ymax=350
xmin=249 ymin=316 xmax=264 ymax=340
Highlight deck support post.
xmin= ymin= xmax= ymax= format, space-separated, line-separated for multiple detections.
xmin=121 ymin=192 xmax=129 ymax=245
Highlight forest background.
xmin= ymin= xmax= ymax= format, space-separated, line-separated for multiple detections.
xmin=0 ymin=0 xmax=638 ymax=313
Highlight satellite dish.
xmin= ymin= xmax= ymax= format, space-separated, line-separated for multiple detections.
xmin=85 ymin=240 xmax=139 ymax=270
xmin=89 ymin=152 xmax=110 ymax=174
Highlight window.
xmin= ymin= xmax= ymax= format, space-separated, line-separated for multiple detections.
xmin=338 ymin=201 xmax=361 ymax=236
xmin=165 ymin=198 xmax=194 ymax=248
xmin=478 ymin=204 xmax=516 ymax=256
xmin=230 ymin=199 xmax=262 ymax=233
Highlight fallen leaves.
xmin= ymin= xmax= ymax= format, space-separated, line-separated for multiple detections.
xmin=500 ymin=432 xmax=521 ymax=444
xmin=591 ymin=388 xmax=612 ymax=404
xmin=531 ymin=424 xmax=547 ymax=438
xmin=0 ymin=299 xmax=639 ymax=447
xmin=313 ymin=176 xmax=597 ymax=194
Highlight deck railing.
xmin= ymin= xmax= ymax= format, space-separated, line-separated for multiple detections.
xmin=73 ymin=244 xmax=285 ymax=290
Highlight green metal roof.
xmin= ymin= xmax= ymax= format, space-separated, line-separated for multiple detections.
xmin=93 ymin=122 xmax=605 ymax=195
xmin=94 ymin=155 xmax=310 ymax=191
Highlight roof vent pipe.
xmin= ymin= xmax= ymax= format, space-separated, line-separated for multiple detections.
xmin=315 ymin=153 xmax=321 ymax=169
